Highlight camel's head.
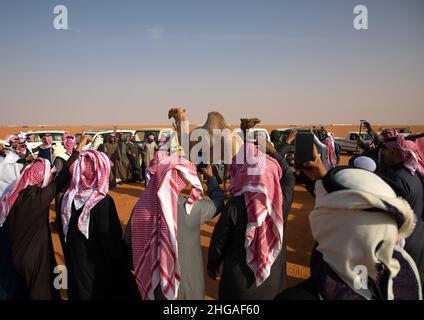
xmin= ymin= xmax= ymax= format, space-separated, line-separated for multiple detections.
xmin=240 ymin=118 xmax=261 ymax=130
xmin=168 ymin=107 xmax=186 ymax=120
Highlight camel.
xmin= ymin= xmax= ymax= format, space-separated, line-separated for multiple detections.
xmin=168 ymin=109 xmax=265 ymax=188
xmin=168 ymin=107 xmax=241 ymax=188
xmin=240 ymin=118 xmax=261 ymax=141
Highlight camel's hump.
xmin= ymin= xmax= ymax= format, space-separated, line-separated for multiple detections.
xmin=199 ymin=111 xmax=231 ymax=130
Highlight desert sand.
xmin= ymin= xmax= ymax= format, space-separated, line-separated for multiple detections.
xmin=2 ymin=123 xmax=423 ymax=300
xmin=48 ymin=177 xmax=318 ymax=300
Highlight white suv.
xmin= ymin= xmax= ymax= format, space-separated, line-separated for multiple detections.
xmin=24 ymin=130 xmax=65 ymax=152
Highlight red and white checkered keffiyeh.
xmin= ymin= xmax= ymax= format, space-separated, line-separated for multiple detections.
xmin=381 ymin=128 xmax=398 ymax=140
xmin=16 ymin=142 xmax=28 ymax=156
xmin=229 ymin=142 xmax=284 ymax=287
xmin=6 ymin=135 xmax=17 ymax=143
xmin=131 ymin=154 xmax=203 ymax=300
xmin=0 ymin=158 xmax=56 ymax=226
xmin=61 ymin=150 xmax=111 ymax=240
xmin=62 ymin=133 xmax=76 ymax=155
xmin=387 ymin=135 xmax=424 ymax=185
xmin=145 ymin=150 xmax=170 ymax=186
xmin=322 ymin=133 xmax=337 ymax=168
xmin=416 ymin=136 xmax=424 ymax=160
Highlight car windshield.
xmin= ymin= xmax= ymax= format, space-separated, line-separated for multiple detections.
xmin=135 ymin=130 xmax=159 ymax=142
xmin=26 ymin=133 xmax=63 ymax=143
xmin=116 ymin=132 xmax=133 ymax=140
xmin=85 ymin=133 xmax=96 ymax=138
xmin=91 ymin=131 xmax=132 ymax=141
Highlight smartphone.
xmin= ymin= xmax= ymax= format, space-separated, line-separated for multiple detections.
xmin=294 ymin=132 xmax=314 ymax=169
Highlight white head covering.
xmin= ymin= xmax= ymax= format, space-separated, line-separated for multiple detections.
xmin=352 ymin=156 xmax=377 ymax=172
xmin=310 ymin=168 xmax=417 ymax=300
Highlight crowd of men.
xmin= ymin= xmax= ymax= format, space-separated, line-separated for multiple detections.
xmin=97 ymin=132 xmax=157 ymax=186
xmin=0 ymin=119 xmax=423 ymax=300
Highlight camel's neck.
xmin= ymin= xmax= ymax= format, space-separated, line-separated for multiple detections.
xmin=173 ymin=118 xmax=189 ymax=151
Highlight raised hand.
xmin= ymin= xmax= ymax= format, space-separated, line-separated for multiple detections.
xmin=76 ymin=135 xmax=93 ymax=152
xmin=301 ymin=145 xmax=327 ymax=182
xmin=286 ymin=129 xmax=297 ymax=145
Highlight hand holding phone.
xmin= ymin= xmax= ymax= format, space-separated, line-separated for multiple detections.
xmin=301 ymin=145 xmax=327 ymax=181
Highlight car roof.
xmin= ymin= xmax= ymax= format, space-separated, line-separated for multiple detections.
xmin=84 ymin=129 xmax=112 ymax=133
xmin=275 ymin=127 xmax=309 ymax=131
xmin=86 ymin=129 xmax=135 ymax=134
xmin=135 ymin=128 xmax=173 ymax=131
xmin=275 ymin=128 xmax=292 ymax=131
xmin=25 ymin=130 xmax=65 ymax=134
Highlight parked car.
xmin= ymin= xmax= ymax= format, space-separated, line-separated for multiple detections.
xmin=24 ymin=130 xmax=65 ymax=152
xmin=335 ymin=131 xmax=372 ymax=154
xmin=134 ymin=128 xmax=175 ymax=144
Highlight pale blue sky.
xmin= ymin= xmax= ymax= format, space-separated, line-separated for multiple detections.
xmin=0 ymin=0 xmax=423 ymax=125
